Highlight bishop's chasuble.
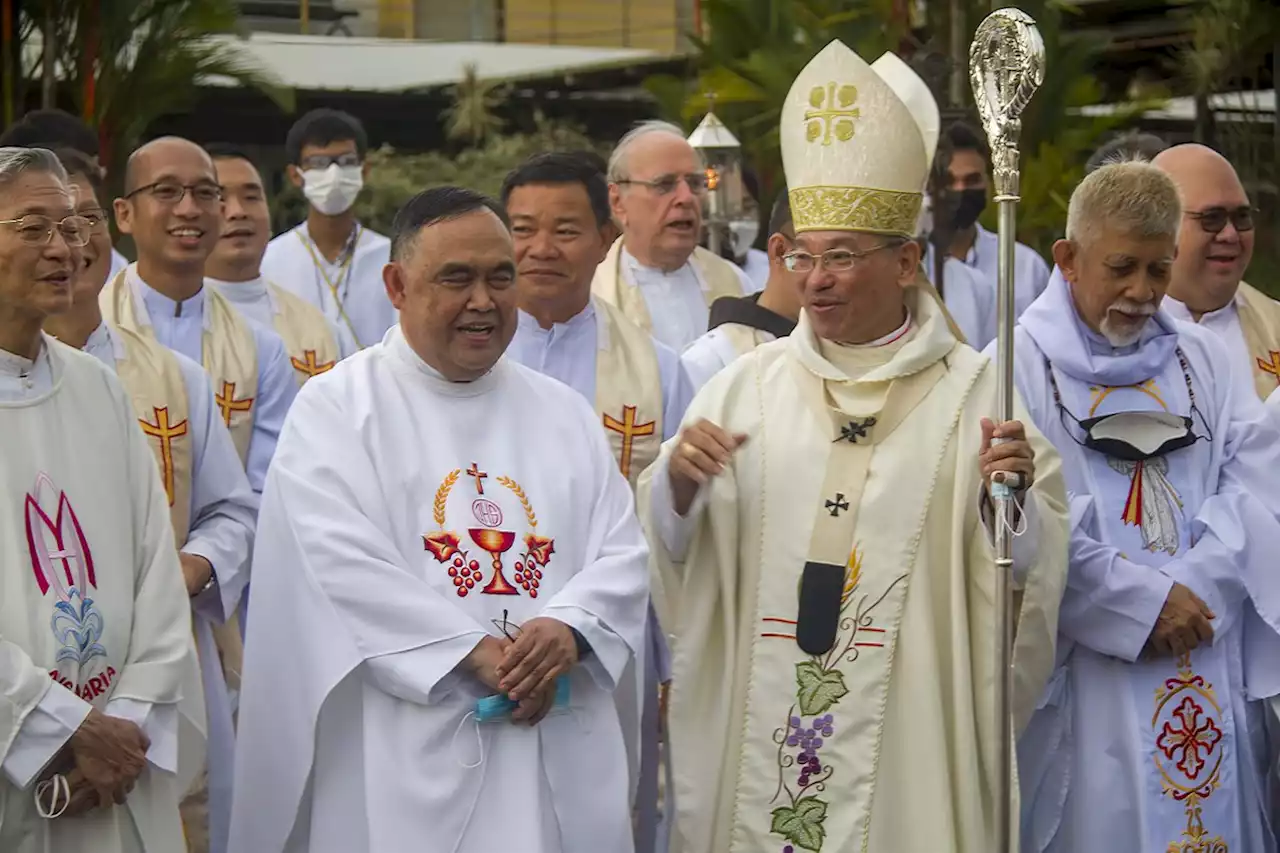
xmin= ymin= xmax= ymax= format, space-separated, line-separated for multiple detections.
xmin=207 ymin=275 xmax=355 ymax=386
xmin=79 ymin=321 xmax=255 ymax=853
xmin=100 ymin=266 xmax=298 ymax=493
xmin=229 ymin=326 xmax=650 ymax=853
xmin=1164 ymin=281 xmax=1280 ymax=403
xmin=0 ymin=338 xmax=205 ymax=853
xmin=638 ymin=288 xmax=1070 ymax=853
xmin=1009 ymin=271 xmax=1280 ymax=853
xmin=259 ymin=222 xmax=397 ymax=350
xmin=592 ymin=238 xmax=746 ymax=353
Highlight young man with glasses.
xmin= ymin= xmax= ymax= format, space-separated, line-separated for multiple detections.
xmin=1153 ymin=144 xmax=1280 ymax=402
xmin=42 ymin=146 xmax=255 ymax=853
xmin=593 ymin=121 xmax=749 ymax=353
xmin=102 ymin=136 xmax=297 ymax=496
xmin=259 ymin=108 xmax=395 ymax=350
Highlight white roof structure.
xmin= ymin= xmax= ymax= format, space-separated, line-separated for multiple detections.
xmin=202 ymin=32 xmax=662 ymax=92
xmin=1078 ymin=89 xmax=1275 ymax=123
xmin=687 ymin=112 xmax=740 ymax=149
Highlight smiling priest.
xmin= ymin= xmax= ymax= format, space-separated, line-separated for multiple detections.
xmin=229 ymin=186 xmax=650 ymax=853
xmin=0 ymin=147 xmax=204 ymax=851
xmin=638 ymin=43 xmax=1071 ymax=853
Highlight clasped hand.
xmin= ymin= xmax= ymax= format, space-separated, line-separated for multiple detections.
xmin=466 ymin=617 xmax=578 ymax=726
xmin=1144 ymin=582 xmax=1215 ymax=659
xmin=42 ymin=708 xmax=150 ymax=817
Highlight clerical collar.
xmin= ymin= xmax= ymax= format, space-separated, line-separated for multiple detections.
xmin=1161 ymin=294 xmax=1238 ymax=326
xmin=517 ymin=300 xmax=595 ymax=336
xmin=387 ymin=324 xmax=502 ymax=398
xmin=836 ymin=311 xmax=913 ymax=348
xmin=130 ymin=265 xmax=207 ymax=324
xmin=0 ymin=335 xmax=57 ymax=403
xmin=623 ymin=246 xmax=692 ymax=279
xmin=0 ymin=342 xmax=38 ymax=377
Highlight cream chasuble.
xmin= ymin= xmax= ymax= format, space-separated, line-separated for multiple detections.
xmin=638 ymin=289 xmax=1069 ymax=853
xmin=592 ymin=238 xmax=743 ymax=341
xmin=595 ymin=297 xmax=665 ymax=485
xmin=101 ymin=271 xmax=259 ymax=465
xmin=111 ymin=324 xmax=195 ymax=541
xmin=1234 ymin=282 xmax=1280 ymax=400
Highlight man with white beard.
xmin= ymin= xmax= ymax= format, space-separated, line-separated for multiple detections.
xmin=592 ymin=121 xmax=748 ymax=353
xmin=1008 ymin=160 xmax=1280 ymax=852
xmin=230 ymin=186 xmax=649 ymax=853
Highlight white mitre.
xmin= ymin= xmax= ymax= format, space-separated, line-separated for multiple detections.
xmin=871 ymin=52 xmax=941 ymax=237
xmin=782 ymin=40 xmax=929 ymax=236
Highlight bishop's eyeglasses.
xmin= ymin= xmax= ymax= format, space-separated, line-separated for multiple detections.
xmin=783 ymin=241 xmax=904 ymax=273
xmin=0 ymin=214 xmax=92 ymax=247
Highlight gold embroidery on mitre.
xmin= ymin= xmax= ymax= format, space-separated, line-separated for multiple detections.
xmin=805 ymin=83 xmax=860 ymax=145
xmin=789 ymin=186 xmax=921 ymax=236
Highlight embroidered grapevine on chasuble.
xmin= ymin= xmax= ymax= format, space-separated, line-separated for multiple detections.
xmin=759 ymin=546 xmax=906 ymax=852
xmin=24 ymin=473 xmax=116 ymax=702
xmin=1154 ymin=654 xmax=1228 ymax=853
xmin=424 ymin=465 xmax=555 ymax=599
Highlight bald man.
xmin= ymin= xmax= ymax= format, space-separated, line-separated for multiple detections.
xmin=1154 ymin=144 xmax=1280 ymax=402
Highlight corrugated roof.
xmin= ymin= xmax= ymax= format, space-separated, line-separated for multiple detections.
xmin=1077 ymin=89 xmax=1275 ymax=122
xmin=201 ymin=32 xmax=662 ymax=92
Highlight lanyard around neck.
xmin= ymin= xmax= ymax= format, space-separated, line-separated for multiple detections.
xmin=297 ymin=225 xmax=364 ymax=348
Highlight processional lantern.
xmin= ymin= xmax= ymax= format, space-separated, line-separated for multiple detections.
xmin=687 ymin=111 xmax=745 ymax=257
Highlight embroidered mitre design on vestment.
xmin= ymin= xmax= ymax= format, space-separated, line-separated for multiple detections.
xmin=782 ymin=41 xmax=928 ymax=236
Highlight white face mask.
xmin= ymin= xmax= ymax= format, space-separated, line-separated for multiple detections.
xmin=301 ymin=163 xmax=363 ymax=216
xmin=729 ymin=220 xmax=760 ymax=259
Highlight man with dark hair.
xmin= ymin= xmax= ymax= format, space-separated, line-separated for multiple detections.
xmin=260 ymin=108 xmax=395 ymax=349
xmin=680 ymin=190 xmax=805 ymax=391
xmin=230 ymin=185 xmax=649 ymax=853
xmin=0 ymin=109 xmax=130 ymax=279
xmin=925 ymin=120 xmax=1051 ymax=318
xmin=1086 ymin=130 xmax=1168 ymax=173
xmin=42 ymin=145 xmax=255 ymax=853
xmin=500 ymin=151 xmax=692 ymax=853
xmin=204 ymin=144 xmax=356 ymax=384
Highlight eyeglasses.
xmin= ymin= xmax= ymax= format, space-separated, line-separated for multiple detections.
xmin=299 ymin=153 xmax=362 ymax=171
xmin=783 ymin=242 xmax=902 ymax=273
xmin=78 ymin=208 xmax=108 ymax=230
xmin=0 ymin=214 xmax=92 ymax=247
xmin=1187 ymin=206 xmax=1255 ymax=235
xmin=615 ymin=173 xmax=709 ymax=196
xmin=125 ymin=181 xmax=224 ymax=206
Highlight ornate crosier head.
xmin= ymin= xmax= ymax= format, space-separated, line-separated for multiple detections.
xmin=968 ymin=9 xmax=1045 ymax=201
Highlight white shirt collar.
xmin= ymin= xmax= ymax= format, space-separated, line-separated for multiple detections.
xmin=386 ymin=323 xmax=503 ymax=398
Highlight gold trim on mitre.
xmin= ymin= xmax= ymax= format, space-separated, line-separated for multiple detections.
xmin=789 ymin=185 xmax=922 ymax=236
xmin=782 ymin=41 xmax=928 ymax=237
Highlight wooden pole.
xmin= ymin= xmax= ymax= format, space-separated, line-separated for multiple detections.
xmin=41 ymin=0 xmax=54 ymax=108
xmin=300 ymin=0 xmax=310 ymax=34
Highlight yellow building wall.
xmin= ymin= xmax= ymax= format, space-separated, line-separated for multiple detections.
xmin=503 ymin=0 xmax=680 ymax=53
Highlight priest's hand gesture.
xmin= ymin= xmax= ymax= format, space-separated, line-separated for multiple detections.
xmin=464 ymin=635 xmax=512 ymax=693
xmin=669 ymin=418 xmax=749 ymax=516
xmin=67 ymin=708 xmax=150 ymax=807
xmin=496 ymin=617 xmax=578 ymax=703
xmin=1144 ymin=582 xmax=1216 ymax=659
xmin=979 ymin=418 xmax=1034 ymax=494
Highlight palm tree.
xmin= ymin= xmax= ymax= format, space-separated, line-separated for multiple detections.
xmin=443 ymin=63 xmax=507 ymax=145
xmin=23 ymin=0 xmax=292 ymax=177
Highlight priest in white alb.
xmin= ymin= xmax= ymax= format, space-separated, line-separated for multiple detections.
xmin=205 ymin=145 xmax=356 ymax=384
xmin=1009 ymin=160 xmax=1280 ymax=852
xmin=500 ymin=151 xmax=693 ymax=852
xmin=638 ymin=44 xmax=1070 ymax=853
xmin=0 ymin=146 xmax=204 ymax=852
xmin=1152 ymin=144 xmax=1280 ymax=403
xmin=593 ymin=121 xmax=747 ymax=352
xmin=681 ymin=191 xmax=803 ymax=392
xmin=41 ymin=147 xmax=255 ymax=853
xmin=229 ymin=186 xmax=650 ymax=853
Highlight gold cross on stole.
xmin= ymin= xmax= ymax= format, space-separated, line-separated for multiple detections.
xmin=290 ymin=349 xmax=336 ymax=378
xmin=1257 ymin=350 xmax=1280 ymax=387
xmin=603 ymin=405 xmax=656 ymax=479
xmin=138 ymin=406 xmax=189 ymax=506
xmin=215 ymin=380 xmax=254 ymax=427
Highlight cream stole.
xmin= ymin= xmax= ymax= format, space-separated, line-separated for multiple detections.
xmin=593 ymin=297 xmax=665 ymax=486
xmin=592 ymin=238 xmax=743 ymax=332
xmin=266 ymin=280 xmax=342 ymax=386
xmin=1234 ymin=281 xmax=1280 ymax=399
xmin=111 ymin=324 xmax=194 ymax=542
xmin=102 ymin=271 xmax=259 ymax=465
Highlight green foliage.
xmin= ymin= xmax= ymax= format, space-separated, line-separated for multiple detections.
xmin=274 ymin=115 xmax=609 ymax=236
xmin=443 ymin=64 xmax=508 ymax=145
xmin=25 ymin=0 xmax=293 ymax=181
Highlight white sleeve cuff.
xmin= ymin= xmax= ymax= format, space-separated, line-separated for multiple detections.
xmin=2 ymin=684 xmax=91 ymax=789
xmin=103 ymin=698 xmax=178 ymax=776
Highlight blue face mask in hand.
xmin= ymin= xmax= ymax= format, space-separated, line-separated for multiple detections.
xmin=474 ymin=674 xmax=571 ymax=722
